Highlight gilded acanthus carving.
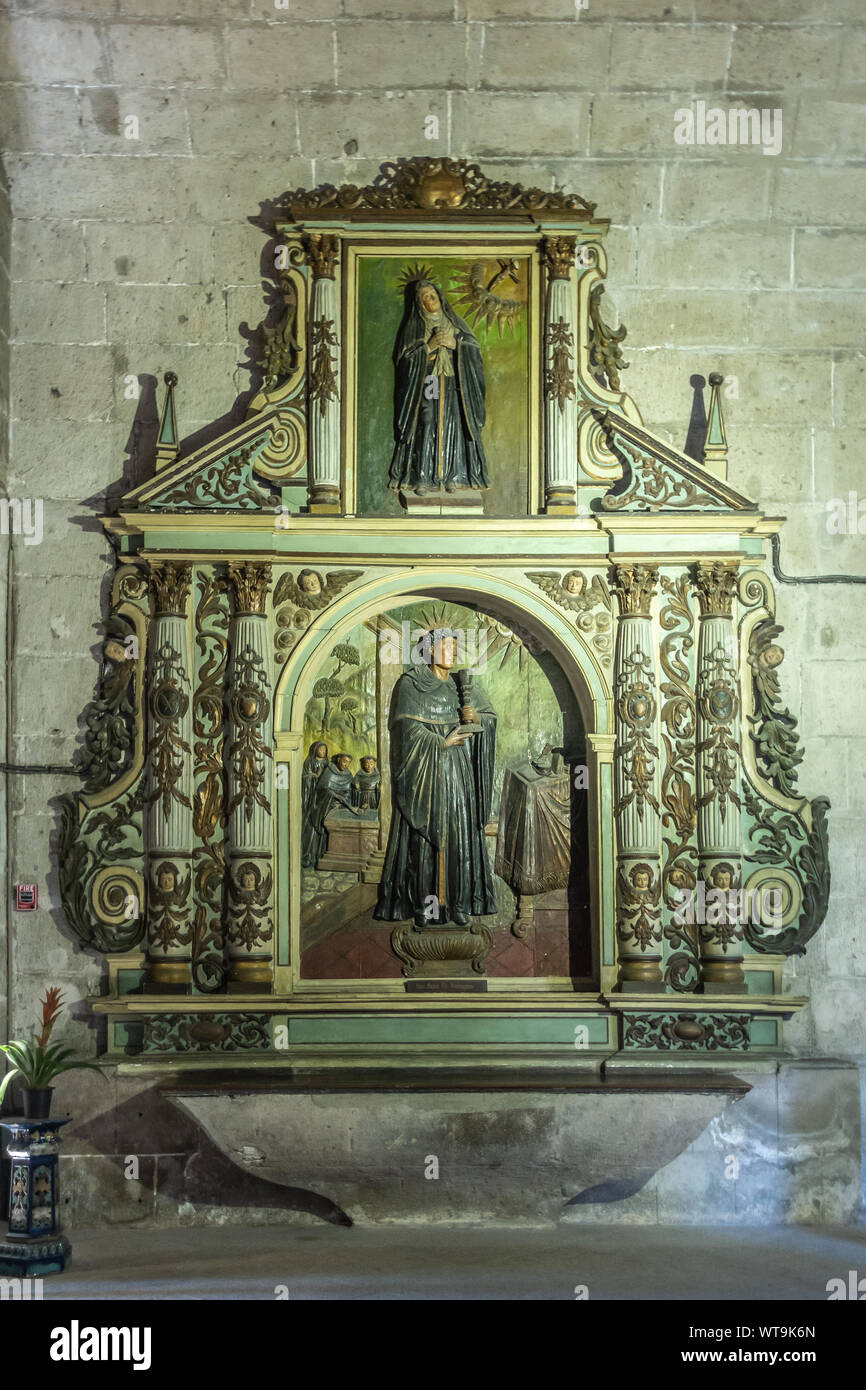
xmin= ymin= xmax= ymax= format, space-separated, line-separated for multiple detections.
xmin=747 ymin=619 xmax=804 ymax=798
xmin=150 ymin=446 xmax=276 ymax=511
xmin=228 ymin=561 xmax=271 ymax=616
xmin=76 ymin=613 xmax=139 ymax=793
xmin=611 ymin=562 xmax=658 ymax=617
xmin=143 ymin=1013 xmax=271 ymax=1053
xmin=309 ymin=317 xmax=340 ymax=418
xmin=623 ymin=1012 xmax=750 ymax=1051
xmin=58 ymin=791 xmax=145 ymax=954
xmin=226 ymin=645 xmax=272 ymax=821
xmin=693 ymin=561 xmax=739 ymax=617
xmin=542 ymin=236 xmax=576 ymax=281
xmin=588 ymin=283 xmax=628 ymax=391
xmin=658 ymin=574 xmax=700 ymax=992
xmin=304 ymin=232 xmax=340 ymax=280
xmin=192 ymin=571 xmax=229 ymax=991
xmin=257 ymin=271 xmax=301 ymax=390
xmin=544 ymin=317 xmax=577 ymax=414
xmin=696 ymin=642 xmax=741 ymax=823
xmin=602 ymin=441 xmax=717 ymax=512
xmin=280 ymin=157 xmax=596 ymax=218
xmin=743 ymin=789 xmax=831 ymax=957
xmin=145 ymin=640 xmax=192 ymax=823
xmin=150 ymin=561 xmax=192 ymax=617
xmin=614 ymin=648 xmax=661 ymax=822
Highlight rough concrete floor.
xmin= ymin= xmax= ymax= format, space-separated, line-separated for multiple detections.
xmin=40 ymin=1224 xmax=866 ymax=1300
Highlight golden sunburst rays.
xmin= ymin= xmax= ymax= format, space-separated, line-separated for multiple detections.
xmin=407 ymin=603 xmax=532 ymax=674
xmin=396 ymin=261 xmax=436 ymax=295
xmin=484 ymin=619 xmax=530 ymax=672
xmin=449 ymin=258 xmax=526 ymax=338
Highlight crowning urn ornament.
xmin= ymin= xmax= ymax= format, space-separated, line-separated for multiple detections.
xmin=56 ymin=156 xmax=829 ymax=1072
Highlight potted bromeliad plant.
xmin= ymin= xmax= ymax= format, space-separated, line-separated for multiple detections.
xmin=0 ymin=987 xmax=106 ymax=1119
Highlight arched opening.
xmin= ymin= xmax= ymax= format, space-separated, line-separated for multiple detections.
xmin=274 ymin=572 xmax=608 ymax=991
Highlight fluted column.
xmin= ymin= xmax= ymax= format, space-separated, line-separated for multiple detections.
xmin=306 ymin=232 xmax=341 ymax=514
xmin=225 ymin=562 xmax=274 ymax=992
xmin=145 ymin=561 xmax=193 ymax=992
xmin=542 ymin=236 xmax=578 ymax=515
xmin=612 ymin=563 xmax=663 ymax=991
xmin=694 ymin=562 xmax=746 ymax=993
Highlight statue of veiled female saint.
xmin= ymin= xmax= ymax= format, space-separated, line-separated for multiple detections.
xmin=374 ymin=628 xmax=497 ymax=928
xmin=388 ymin=279 xmax=489 ymax=496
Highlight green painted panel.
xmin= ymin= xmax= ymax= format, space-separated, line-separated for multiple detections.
xmin=749 ymin=1017 xmax=778 ymax=1046
xmin=744 ymin=969 xmax=775 ymax=994
xmin=288 ymin=1013 xmax=609 ymax=1046
xmin=137 ymin=528 xmax=612 ymax=559
xmin=117 ymin=970 xmax=145 ymax=995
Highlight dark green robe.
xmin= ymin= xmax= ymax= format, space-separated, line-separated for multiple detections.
xmin=301 ymin=761 xmax=354 ymax=868
xmin=353 ymin=770 xmax=381 ymax=811
xmin=374 ymin=667 xmax=497 ymax=925
xmin=388 ymin=281 xmax=489 ymax=493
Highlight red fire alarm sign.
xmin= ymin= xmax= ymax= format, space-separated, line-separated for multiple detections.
xmin=15 ymin=884 xmax=38 ymax=911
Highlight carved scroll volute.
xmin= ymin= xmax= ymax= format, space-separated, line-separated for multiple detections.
xmin=57 ymin=560 xmax=152 ymax=960
xmin=692 ymin=561 xmax=746 ymax=994
xmin=542 ymin=235 xmax=578 ymax=516
xmin=305 ymin=233 xmax=341 ymax=514
xmin=611 ymin=563 xmax=664 ymax=992
xmin=144 ymin=561 xmax=194 ymax=992
xmin=225 ymin=562 xmax=274 ymax=992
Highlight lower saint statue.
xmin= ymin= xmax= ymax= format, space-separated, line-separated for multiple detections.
xmin=374 ymin=628 xmax=497 ymax=934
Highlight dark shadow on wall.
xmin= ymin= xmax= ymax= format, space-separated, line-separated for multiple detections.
xmin=168 ymin=236 xmax=284 ymax=462
xmin=683 ymin=373 xmax=707 ymax=464
xmin=72 ymin=224 xmax=286 ymax=523
xmin=72 ymin=1087 xmax=353 ymax=1227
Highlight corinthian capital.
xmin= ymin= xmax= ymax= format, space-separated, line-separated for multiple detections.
xmin=150 ymin=561 xmax=192 ymax=617
xmin=305 ymin=232 xmax=340 ymax=281
xmin=693 ymin=561 xmax=739 ymax=617
xmin=228 ymin=561 xmax=272 ymax=616
xmin=611 ymin=563 xmax=658 ymax=617
xmin=542 ymin=235 xmax=576 ymax=281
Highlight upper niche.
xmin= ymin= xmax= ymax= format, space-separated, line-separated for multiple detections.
xmin=116 ymin=155 xmax=758 ymax=526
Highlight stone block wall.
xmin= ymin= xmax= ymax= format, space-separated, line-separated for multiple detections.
xmin=0 ymin=0 xmax=864 ymax=1223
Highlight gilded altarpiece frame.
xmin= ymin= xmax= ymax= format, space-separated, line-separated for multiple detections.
xmin=56 ymin=159 xmax=830 ymax=1077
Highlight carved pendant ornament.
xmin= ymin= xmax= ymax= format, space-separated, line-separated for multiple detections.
xmin=51 ymin=156 xmax=829 ymax=1064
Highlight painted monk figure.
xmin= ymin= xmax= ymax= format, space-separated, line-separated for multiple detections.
xmin=388 ymin=279 xmax=489 ymax=497
xmin=374 ymin=628 xmax=497 ymax=928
